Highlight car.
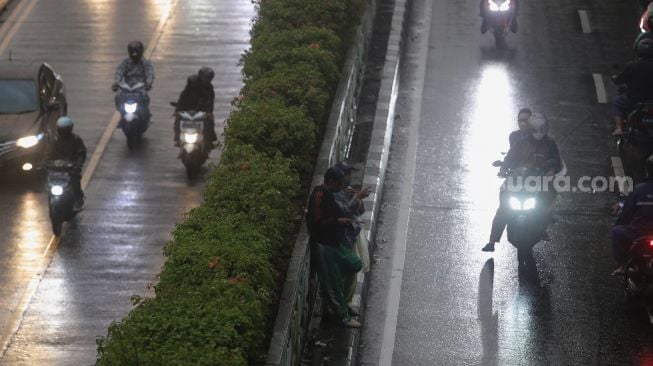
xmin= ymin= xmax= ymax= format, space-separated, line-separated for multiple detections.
xmin=0 ymin=62 xmax=67 ymax=173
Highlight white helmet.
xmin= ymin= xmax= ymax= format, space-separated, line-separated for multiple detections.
xmin=528 ymin=113 xmax=548 ymax=140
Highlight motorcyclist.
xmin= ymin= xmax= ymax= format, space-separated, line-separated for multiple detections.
xmin=482 ymin=113 xmax=561 ymax=252
xmin=611 ymin=155 xmax=653 ymax=275
xmin=508 ymin=108 xmax=532 ymax=148
xmin=480 ymin=0 xmax=519 ymax=34
xmin=45 ymin=117 xmax=87 ymax=211
xmin=173 ymin=68 xmax=217 ymax=146
xmin=112 ymin=41 xmax=154 ymax=119
xmin=612 ymin=38 xmax=653 ymax=135
xmin=197 ymin=66 xmax=217 ymax=144
xmin=173 ymin=75 xmax=202 ymax=145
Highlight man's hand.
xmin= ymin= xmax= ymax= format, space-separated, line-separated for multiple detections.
xmin=337 ymin=218 xmax=353 ymax=225
xmin=355 ymin=186 xmax=372 ymax=200
xmin=111 ymin=83 xmax=119 ymax=92
xmin=145 ymin=84 xmax=152 ymax=91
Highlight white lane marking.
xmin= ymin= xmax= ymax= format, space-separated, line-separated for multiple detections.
xmin=611 ymin=156 xmax=633 ymax=194
xmin=0 ymin=0 xmax=179 ymax=358
xmin=0 ymin=0 xmax=38 ymax=55
xmin=378 ymin=0 xmax=433 ymax=364
xmin=592 ymin=73 xmax=608 ymax=104
xmin=611 ymin=156 xmax=624 ymax=179
xmin=578 ymin=10 xmax=592 ymax=34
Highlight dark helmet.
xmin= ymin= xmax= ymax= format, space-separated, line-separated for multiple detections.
xmin=186 ymin=74 xmax=200 ymax=88
xmin=646 ymin=155 xmax=653 ymax=177
xmin=128 ymin=41 xmax=144 ymax=62
xmin=637 ymin=38 xmax=653 ymax=58
xmin=198 ymin=66 xmax=215 ymax=84
xmin=56 ymin=116 xmax=74 ymax=138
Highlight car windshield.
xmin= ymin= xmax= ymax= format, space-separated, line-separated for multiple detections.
xmin=0 ymin=79 xmax=38 ymax=114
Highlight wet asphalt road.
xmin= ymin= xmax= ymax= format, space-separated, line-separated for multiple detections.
xmin=0 ymin=0 xmax=254 ymax=364
xmin=359 ymin=0 xmax=653 ymax=365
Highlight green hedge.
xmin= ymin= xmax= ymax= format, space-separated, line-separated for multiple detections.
xmin=95 ymin=0 xmax=363 ymax=364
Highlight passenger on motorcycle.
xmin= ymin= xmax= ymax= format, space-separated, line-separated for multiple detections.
xmin=197 ymin=66 xmax=217 ymax=144
xmin=612 ymin=38 xmax=653 ymax=136
xmin=611 ymin=155 xmax=653 ymax=275
xmin=479 ymin=0 xmax=519 ymax=34
xmin=44 ymin=117 xmax=87 ymax=211
xmin=482 ymin=113 xmax=561 ymax=252
xmin=112 ymin=41 xmax=154 ymax=119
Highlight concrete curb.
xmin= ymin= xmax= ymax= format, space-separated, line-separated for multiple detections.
xmin=344 ymin=0 xmax=412 ymax=364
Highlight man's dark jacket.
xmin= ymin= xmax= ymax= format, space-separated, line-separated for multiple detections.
xmin=306 ymin=185 xmax=346 ymax=246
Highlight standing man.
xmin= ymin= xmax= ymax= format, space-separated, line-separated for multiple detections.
xmin=306 ymin=167 xmax=362 ymax=328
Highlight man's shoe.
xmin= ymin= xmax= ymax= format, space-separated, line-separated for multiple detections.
xmin=342 ymin=318 xmax=361 ymax=328
xmin=481 ymin=21 xmax=488 ymax=34
xmin=510 ymin=18 xmax=518 ymax=33
xmin=611 ymin=267 xmax=626 ymax=276
xmin=348 ymin=306 xmax=360 ymax=317
xmin=482 ymin=242 xmax=495 ymax=252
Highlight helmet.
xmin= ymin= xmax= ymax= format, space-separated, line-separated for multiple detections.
xmin=128 ymin=41 xmax=144 ymax=62
xmin=646 ymin=155 xmax=653 ymax=177
xmin=56 ymin=116 xmax=74 ymax=137
xmin=187 ymin=74 xmax=200 ymax=88
xmin=527 ymin=113 xmax=549 ymax=140
xmin=198 ymin=66 xmax=215 ymax=84
xmin=636 ymin=38 xmax=653 ymax=58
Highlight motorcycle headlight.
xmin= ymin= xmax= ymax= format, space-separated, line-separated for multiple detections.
xmin=499 ymin=0 xmax=510 ymax=11
xmin=183 ymin=132 xmax=198 ymax=144
xmin=488 ymin=0 xmax=500 ymax=11
xmin=124 ymin=102 xmax=138 ymax=114
xmin=523 ymin=197 xmax=536 ymax=210
xmin=509 ymin=196 xmax=522 ymax=210
xmin=16 ymin=133 xmax=44 ymax=149
xmin=51 ymin=185 xmax=63 ymax=196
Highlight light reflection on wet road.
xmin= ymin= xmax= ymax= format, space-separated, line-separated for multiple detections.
xmin=0 ymin=0 xmax=254 ymax=364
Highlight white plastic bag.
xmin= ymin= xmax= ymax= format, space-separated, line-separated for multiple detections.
xmin=355 ymin=231 xmax=370 ymax=273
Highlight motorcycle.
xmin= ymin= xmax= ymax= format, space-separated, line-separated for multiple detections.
xmin=492 ymin=159 xmax=566 ymax=266
xmin=172 ymin=104 xmax=211 ymax=179
xmin=622 ymin=236 xmax=653 ymax=322
xmin=483 ymin=0 xmax=516 ymax=47
xmin=615 ymin=100 xmax=653 ymax=185
xmin=46 ymin=159 xmax=81 ymax=235
xmin=115 ymin=81 xmax=150 ymax=149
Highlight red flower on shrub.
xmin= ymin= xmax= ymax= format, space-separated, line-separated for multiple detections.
xmin=228 ymin=275 xmax=247 ymax=284
xmin=240 ymin=162 xmax=250 ymax=172
xmin=309 ymin=42 xmax=321 ymax=49
xmin=208 ymin=256 xmax=220 ymax=270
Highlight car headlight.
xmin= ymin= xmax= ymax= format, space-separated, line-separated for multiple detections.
xmin=124 ymin=102 xmax=138 ymax=114
xmin=51 ymin=185 xmax=63 ymax=196
xmin=183 ymin=132 xmax=198 ymax=144
xmin=523 ymin=197 xmax=536 ymax=210
xmin=16 ymin=133 xmax=44 ymax=149
xmin=509 ymin=196 xmax=522 ymax=210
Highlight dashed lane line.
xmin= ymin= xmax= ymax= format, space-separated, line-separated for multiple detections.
xmin=0 ymin=0 xmax=179 ymax=358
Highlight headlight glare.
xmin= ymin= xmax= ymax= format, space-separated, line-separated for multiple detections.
xmin=17 ymin=134 xmax=42 ymax=148
xmin=51 ymin=185 xmax=63 ymax=196
xmin=509 ymin=196 xmax=522 ymax=210
xmin=523 ymin=197 xmax=536 ymax=210
xmin=183 ymin=132 xmax=198 ymax=144
xmin=124 ymin=102 xmax=138 ymax=114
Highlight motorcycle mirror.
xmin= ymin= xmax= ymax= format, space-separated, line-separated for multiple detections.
xmin=492 ymin=160 xmax=503 ymax=167
xmin=170 ymin=101 xmax=177 ymax=107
